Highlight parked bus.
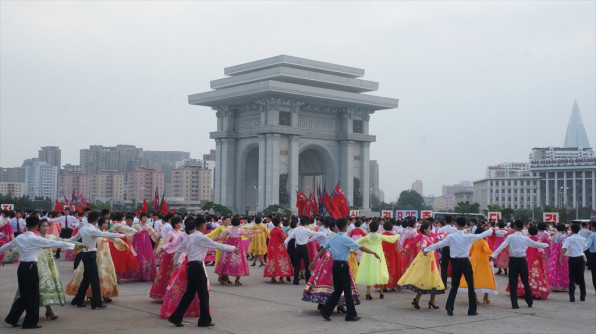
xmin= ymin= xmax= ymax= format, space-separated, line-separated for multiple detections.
xmin=432 ymin=212 xmax=486 ymax=222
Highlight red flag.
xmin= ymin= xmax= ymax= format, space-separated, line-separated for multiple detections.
xmin=71 ymin=191 xmax=77 ymax=207
xmin=161 ymin=201 xmax=169 ymax=215
xmin=331 ymin=183 xmax=349 ymax=218
xmin=296 ymin=190 xmax=308 ymax=217
xmin=142 ymin=200 xmax=149 ymax=214
xmin=80 ymin=194 xmax=86 ymax=208
xmin=63 ymin=195 xmax=70 ymax=210
xmin=54 ymin=200 xmax=61 ymax=212
xmin=75 ymin=203 xmax=82 ymax=213
xmin=323 ymin=187 xmax=340 ymax=218
xmin=154 ymin=187 xmax=160 ymax=213
xmin=309 ymin=192 xmax=319 ymax=216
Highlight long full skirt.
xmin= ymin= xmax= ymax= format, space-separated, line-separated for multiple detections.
xmin=263 ymin=241 xmax=294 ymax=278
xmin=65 ymin=241 xmax=119 ymax=298
xmin=214 ymin=237 xmax=250 ymax=277
xmin=159 ymin=257 xmax=202 ymax=319
xmin=302 ymin=251 xmax=360 ymax=306
xmin=548 ymin=244 xmax=569 ymax=291
xmin=109 ymin=238 xmax=139 ymax=274
xmin=0 ymin=224 xmax=15 ymax=262
xmin=507 ymin=250 xmax=550 ymax=299
xmin=397 ymin=251 xmax=445 ymax=294
xmin=150 ymin=251 xmax=176 ymax=299
xmin=121 ymin=230 xmax=156 ymax=281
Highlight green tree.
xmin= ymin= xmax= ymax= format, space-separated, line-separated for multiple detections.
xmin=501 ymin=208 xmax=514 ymax=221
xmin=454 ymin=201 xmax=480 ymax=214
xmin=211 ymin=203 xmax=232 ymax=216
xmin=263 ymin=204 xmax=292 ymax=216
xmin=513 ymin=209 xmax=531 ymax=222
xmin=396 ymin=190 xmax=424 ymax=210
xmin=202 ymin=202 xmax=215 ymax=211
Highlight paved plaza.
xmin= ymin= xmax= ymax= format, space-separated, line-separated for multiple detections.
xmin=1 ymin=259 xmax=595 ymax=334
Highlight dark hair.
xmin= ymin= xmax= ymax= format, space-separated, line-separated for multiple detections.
xmin=497 ymin=221 xmax=505 ymax=228
xmin=383 ymin=221 xmax=393 ymax=232
xmin=556 ymin=223 xmax=566 ymax=232
xmin=88 ymin=211 xmax=100 ymax=223
xmin=231 ymin=216 xmax=241 ymax=226
xmin=419 ymin=222 xmax=431 ymax=234
xmin=528 ymin=225 xmax=538 ymax=236
xmin=570 ymin=224 xmax=580 ymax=234
xmin=354 ymin=220 xmax=362 ymax=228
xmin=580 ymin=222 xmax=587 ymax=227
xmin=172 ymin=217 xmax=183 ymax=226
xmin=98 ymin=216 xmax=108 ymax=227
xmin=537 ymin=222 xmax=548 ymax=231
xmin=101 ymin=209 xmax=110 ymax=216
xmin=39 ymin=218 xmax=49 ymax=227
xmin=590 ymin=222 xmax=596 ymax=230
xmin=139 ymin=213 xmax=148 ymax=219
xmin=327 ymin=219 xmax=336 ymax=230
xmin=445 ymin=215 xmax=453 ymax=223
xmin=185 ymin=219 xmax=196 ymax=234
xmin=336 ymin=218 xmax=348 ymax=231
xmin=369 ymin=221 xmax=379 ymax=232
xmin=26 ymin=215 xmax=39 ymax=229
xmin=474 ymin=226 xmax=485 ymax=234
xmin=470 ymin=219 xmax=477 ymax=224
xmin=456 ymin=217 xmax=467 ymax=227
xmin=513 ymin=220 xmax=523 ymax=229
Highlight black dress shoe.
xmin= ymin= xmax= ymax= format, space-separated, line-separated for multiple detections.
xmin=197 ymin=323 xmax=215 ymax=327
xmin=167 ymin=318 xmax=183 ymax=327
xmin=22 ymin=325 xmax=42 ymax=329
xmin=293 ymin=281 xmax=300 ymax=285
xmin=446 ymin=308 xmax=453 ymax=316
xmin=512 ymin=305 xmax=519 ymax=309
xmin=468 ymin=312 xmax=479 ymax=316
xmin=91 ymin=304 xmax=107 ymax=309
xmin=5 ymin=321 xmax=20 ymax=327
xmin=75 ymin=304 xmax=86 ymax=307
xmin=345 ymin=317 xmax=361 ymax=321
xmin=527 ymin=302 xmax=533 ymax=308
xmin=319 ymin=310 xmax=331 ymax=321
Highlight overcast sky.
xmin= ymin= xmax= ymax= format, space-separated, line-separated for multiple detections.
xmin=1 ymin=1 xmax=595 ymax=200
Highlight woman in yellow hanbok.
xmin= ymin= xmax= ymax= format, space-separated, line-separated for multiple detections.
xmin=206 ymin=217 xmax=231 ymax=284
xmin=459 ymin=226 xmax=498 ymax=304
xmin=247 ymin=221 xmax=269 ymax=266
xmin=397 ymin=223 xmax=445 ymax=309
xmin=355 ymin=221 xmax=400 ymax=300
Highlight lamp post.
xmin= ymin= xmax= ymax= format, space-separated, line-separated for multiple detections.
xmin=254 ymin=185 xmax=260 ymax=213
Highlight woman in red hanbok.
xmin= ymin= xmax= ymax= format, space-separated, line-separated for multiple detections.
xmin=376 ymin=221 xmax=402 ymax=291
xmin=263 ymin=217 xmax=293 ymax=282
xmin=150 ymin=217 xmax=183 ymax=300
xmin=0 ymin=218 xmax=15 ymax=262
xmin=109 ymin=215 xmax=139 ymax=282
xmin=507 ymin=225 xmax=550 ymax=299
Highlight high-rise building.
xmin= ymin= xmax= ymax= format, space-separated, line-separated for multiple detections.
xmin=80 ymin=145 xmax=143 ymax=175
xmin=474 ymin=163 xmax=538 ymax=211
xmin=411 ymin=180 xmax=423 ymax=195
xmin=91 ymin=171 xmax=125 ymax=203
xmin=126 ymin=167 xmax=165 ymax=202
xmin=564 ymin=101 xmax=591 ymax=149
xmin=0 ymin=182 xmax=25 ymax=197
xmin=58 ymin=173 xmax=90 ymax=199
xmin=38 ymin=146 xmax=61 ymax=169
xmin=0 ymin=167 xmax=26 ymax=182
xmin=24 ymin=161 xmax=58 ymax=199
xmin=442 ymin=181 xmax=472 ymax=197
xmin=170 ymin=165 xmax=213 ymax=204
xmin=369 ymin=160 xmax=380 ymax=200
xmin=143 ymin=151 xmax=190 ymax=183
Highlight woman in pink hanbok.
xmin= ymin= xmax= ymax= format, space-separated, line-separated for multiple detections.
xmin=493 ymin=222 xmax=510 ymax=275
xmin=536 ymin=222 xmax=552 ymax=270
xmin=213 ymin=217 xmax=259 ymax=286
xmin=159 ymin=226 xmax=204 ymax=319
xmin=0 ymin=218 xmax=15 ymax=262
xmin=549 ymin=224 xmax=569 ymax=291
xmin=507 ymin=225 xmax=550 ymax=299
xmin=150 ymin=217 xmax=183 ymax=300
xmin=122 ymin=213 xmax=159 ymax=281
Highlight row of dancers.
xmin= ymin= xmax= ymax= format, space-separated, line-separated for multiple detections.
xmin=1 ymin=209 xmax=594 ymax=328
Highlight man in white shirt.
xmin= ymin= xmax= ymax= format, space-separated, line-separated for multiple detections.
xmin=490 ymin=221 xmax=548 ymax=309
xmin=0 ymin=215 xmax=85 ymax=328
xmin=70 ymin=211 xmax=124 ymax=309
xmin=285 ymin=219 xmax=325 ymax=285
xmin=424 ymin=217 xmax=493 ymax=316
xmin=169 ymin=216 xmax=238 ymax=328
xmin=265 ymin=215 xmax=275 ymax=230
xmin=11 ymin=211 xmax=26 ymax=237
xmin=562 ymin=223 xmax=587 ymax=302
xmin=437 ymin=216 xmax=457 ymax=287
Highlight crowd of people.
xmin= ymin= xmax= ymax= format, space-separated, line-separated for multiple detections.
xmin=0 ymin=208 xmax=595 ymax=328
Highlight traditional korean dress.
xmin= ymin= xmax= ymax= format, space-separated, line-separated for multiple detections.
xmin=548 ymin=232 xmax=569 ymax=291
xmin=507 ymin=235 xmax=550 ymax=299
xmin=0 ymin=221 xmax=15 ymax=262
xmin=159 ymin=233 xmax=203 ymax=319
xmin=397 ymin=235 xmax=445 ymax=295
xmin=460 ymin=239 xmax=498 ymax=294
xmin=150 ymin=229 xmax=183 ymax=299
xmin=264 ymin=227 xmax=293 ymax=278
xmin=65 ymin=236 xmax=121 ymax=298
xmin=121 ymin=223 xmax=159 ymax=281
xmin=376 ymin=231 xmax=403 ymax=289
xmin=302 ymin=237 xmax=360 ymax=307
xmin=3 ymin=234 xmax=73 ymax=306
xmin=400 ymin=228 xmax=420 ymax=271
xmin=109 ymin=224 xmax=139 ymax=275
xmin=348 ymin=227 xmax=367 ymax=262
xmin=355 ymin=232 xmax=400 ymax=286
xmin=493 ymin=228 xmax=510 ymax=270
xmin=247 ymin=223 xmax=269 ymax=256
xmin=214 ymin=226 xmax=257 ymax=277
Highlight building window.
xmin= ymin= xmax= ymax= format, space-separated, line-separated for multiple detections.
xmin=279 ymin=111 xmax=291 ymax=126
xmin=353 ymin=120 xmax=363 ymax=134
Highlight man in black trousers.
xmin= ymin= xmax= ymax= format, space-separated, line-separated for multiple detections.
xmin=438 ymin=215 xmax=456 ymax=287
xmin=424 ymin=217 xmax=493 ymax=316
xmin=0 ymin=215 xmax=84 ymax=329
xmin=70 ymin=211 xmax=124 ymax=309
xmin=168 ymin=216 xmax=238 ymax=327
xmin=491 ymin=220 xmax=548 ymax=308
xmin=284 ymin=216 xmax=325 ymax=285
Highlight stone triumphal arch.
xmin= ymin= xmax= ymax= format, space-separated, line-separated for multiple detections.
xmin=189 ymin=55 xmax=398 ymax=214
